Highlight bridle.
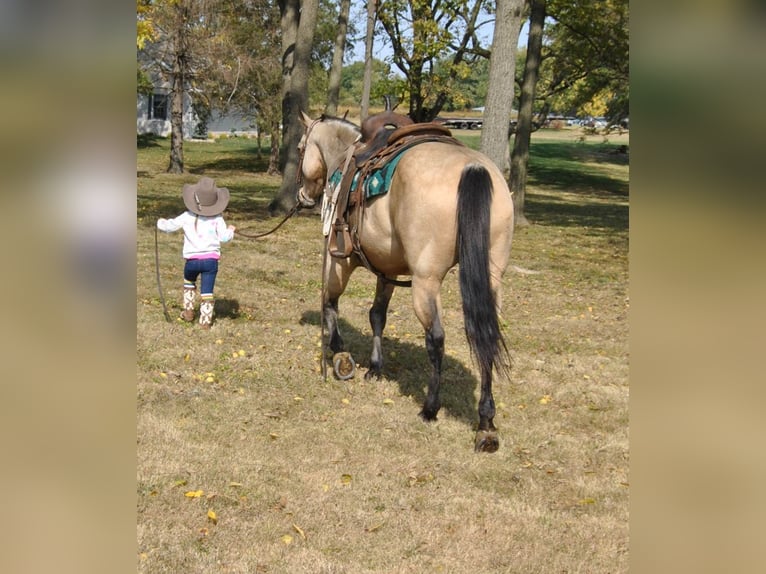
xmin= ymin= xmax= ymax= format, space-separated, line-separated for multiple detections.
xmin=295 ymin=117 xmax=324 ymax=192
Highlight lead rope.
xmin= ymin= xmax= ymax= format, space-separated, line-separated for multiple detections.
xmin=234 ymin=203 xmax=301 ymax=239
xmin=320 ymin=232 xmax=329 ymax=382
xmin=154 ymin=226 xmax=172 ymax=322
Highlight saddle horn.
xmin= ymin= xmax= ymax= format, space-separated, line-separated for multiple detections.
xmin=361 ymin=95 xmax=413 ymax=142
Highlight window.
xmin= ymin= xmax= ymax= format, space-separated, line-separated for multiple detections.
xmin=149 ymin=93 xmax=168 ymax=120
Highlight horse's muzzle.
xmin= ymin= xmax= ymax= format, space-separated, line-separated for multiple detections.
xmin=296 ymin=187 xmax=316 ymax=209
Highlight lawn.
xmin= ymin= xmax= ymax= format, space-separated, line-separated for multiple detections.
xmin=137 ymin=126 xmax=629 ymax=573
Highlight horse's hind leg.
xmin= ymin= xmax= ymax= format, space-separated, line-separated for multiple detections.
xmin=365 ymin=277 xmax=395 ymax=380
xmin=412 ymin=278 xmax=445 ymax=421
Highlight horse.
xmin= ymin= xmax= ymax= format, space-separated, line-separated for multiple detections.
xmin=296 ymin=110 xmax=514 ymax=452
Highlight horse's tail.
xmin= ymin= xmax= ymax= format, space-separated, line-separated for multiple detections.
xmin=457 ymin=163 xmax=510 ymax=378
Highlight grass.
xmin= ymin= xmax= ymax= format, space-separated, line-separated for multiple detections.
xmin=137 ymin=127 xmax=629 ymax=573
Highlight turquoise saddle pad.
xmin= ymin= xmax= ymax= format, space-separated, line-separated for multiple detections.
xmin=328 ymin=153 xmax=404 ymax=199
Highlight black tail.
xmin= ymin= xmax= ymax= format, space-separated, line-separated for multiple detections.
xmin=457 ymin=164 xmax=510 ymax=378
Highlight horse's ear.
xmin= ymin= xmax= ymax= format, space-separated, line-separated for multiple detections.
xmin=300 ymin=111 xmax=313 ymax=127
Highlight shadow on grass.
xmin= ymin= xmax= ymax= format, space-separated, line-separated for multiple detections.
xmin=529 ymin=142 xmax=629 ymax=197
xmin=188 ymin=145 xmax=273 ymax=175
xmin=137 ymin=133 xmax=164 ymax=148
xmin=215 ymin=298 xmax=241 ymax=319
xmin=526 ymin=193 xmax=629 ymax=233
xmin=299 ymin=310 xmax=482 ymax=429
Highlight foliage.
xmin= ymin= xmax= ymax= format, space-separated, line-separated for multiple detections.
xmin=540 ymin=0 xmax=629 ymax=122
xmin=336 ymin=60 xmax=402 ymax=108
xmin=376 ymin=0 xmax=497 ymax=121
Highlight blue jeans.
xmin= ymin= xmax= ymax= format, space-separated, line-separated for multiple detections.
xmin=184 ymin=258 xmax=219 ymax=296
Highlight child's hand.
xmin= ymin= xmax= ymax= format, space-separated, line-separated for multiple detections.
xmin=228 ymin=225 xmax=236 ymax=232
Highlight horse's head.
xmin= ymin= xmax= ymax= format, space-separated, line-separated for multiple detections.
xmin=296 ymin=111 xmax=361 ymax=208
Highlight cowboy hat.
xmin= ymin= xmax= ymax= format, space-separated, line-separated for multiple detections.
xmin=182 ymin=177 xmax=230 ymax=216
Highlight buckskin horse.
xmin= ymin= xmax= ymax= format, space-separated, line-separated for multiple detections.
xmin=296 ymin=109 xmax=514 ymax=452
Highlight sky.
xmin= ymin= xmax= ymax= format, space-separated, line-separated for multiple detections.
xmin=349 ymin=14 xmax=530 ymax=64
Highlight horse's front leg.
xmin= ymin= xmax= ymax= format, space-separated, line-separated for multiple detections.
xmin=324 ymin=296 xmax=343 ymax=353
xmin=324 ymin=257 xmax=356 ymax=379
xmin=365 ymin=277 xmax=395 ymax=380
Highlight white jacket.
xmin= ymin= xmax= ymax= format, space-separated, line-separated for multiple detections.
xmin=157 ymin=211 xmax=234 ymax=259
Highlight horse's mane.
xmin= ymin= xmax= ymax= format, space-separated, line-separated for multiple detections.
xmin=320 ymin=114 xmax=360 ymax=133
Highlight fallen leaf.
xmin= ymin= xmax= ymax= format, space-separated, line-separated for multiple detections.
xmin=207 ymin=509 xmax=218 ymax=524
xmin=292 ymin=523 xmax=306 ymax=540
xmin=383 ymin=398 xmax=394 ymax=405
xmin=365 ymin=522 xmax=386 ymax=533
xmin=539 ymin=395 xmax=552 ymax=404
xmin=341 ymin=398 xmax=350 ymax=405
xmin=184 ymin=490 xmax=204 ymax=498
xmin=281 ymin=534 xmax=293 ymax=545
xmin=229 ymin=482 xmax=243 ymax=487
xmin=340 ymin=474 xmax=352 ymax=485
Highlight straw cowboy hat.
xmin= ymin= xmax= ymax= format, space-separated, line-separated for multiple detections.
xmin=182 ymin=177 xmax=230 ymax=216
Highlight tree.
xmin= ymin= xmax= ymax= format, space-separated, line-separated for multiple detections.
xmin=480 ymin=0 xmax=526 ymax=176
xmin=201 ymin=0 xmax=283 ymax=173
xmin=540 ymin=0 xmax=629 ymax=123
xmin=138 ymin=0 xmax=219 ymax=173
xmin=360 ymin=0 xmax=376 ymax=120
xmin=325 ymin=0 xmax=352 ymax=116
xmin=509 ymin=0 xmax=544 ymax=227
xmin=376 ymin=0 xmax=495 ymax=121
xmin=271 ymin=0 xmax=321 ymax=213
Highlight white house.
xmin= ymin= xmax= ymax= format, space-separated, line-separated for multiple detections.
xmin=137 ymin=82 xmax=259 ymax=139
xmin=136 ymin=83 xmax=198 ymax=138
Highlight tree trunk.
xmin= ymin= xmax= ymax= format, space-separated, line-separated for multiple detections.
xmin=268 ymin=123 xmax=281 ymax=176
xmin=272 ymin=0 xmax=319 ymax=213
xmin=325 ymin=0 xmax=351 ymax=116
xmin=167 ymin=6 xmax=187 ymax=174
xmin=480 ymin=0 xmax=525 ymax=177
xmin=167 ymin=66 xmax=185 ymax=174
xmin=360 ymin=0 xmax=376 ymax=121
xmin=510 ymin=0 xmax=545 ymax=227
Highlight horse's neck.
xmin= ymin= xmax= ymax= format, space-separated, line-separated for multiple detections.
xmin=322 ymin=123 xmax=360 ymax=173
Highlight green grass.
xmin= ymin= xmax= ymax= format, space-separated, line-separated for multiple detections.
xmin=137 ymin=128 xmax=629 ymax=573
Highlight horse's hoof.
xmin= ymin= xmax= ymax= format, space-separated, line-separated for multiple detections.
xmin=364 ymin=368 xmax=382 ymax=381
xmin=333 ymin=352 xmax=356 ymax=380
xmin=474 ymin=430 xmax=500 ymax=453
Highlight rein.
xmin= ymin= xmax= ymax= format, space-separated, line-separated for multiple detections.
xmin=234 ymin=203 xmax=301 ymax=239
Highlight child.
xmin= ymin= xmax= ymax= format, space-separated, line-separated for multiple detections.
xmin=157 ymin=177 xmax=235 ymax=328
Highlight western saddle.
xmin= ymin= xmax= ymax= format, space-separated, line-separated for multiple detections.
xmin=328 ymin=111 xmax=462 ymax=260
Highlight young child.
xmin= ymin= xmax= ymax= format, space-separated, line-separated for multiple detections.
xmin=157 ymin=177 xmax=235 ymax=328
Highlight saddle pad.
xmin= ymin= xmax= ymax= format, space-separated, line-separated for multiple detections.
xmin=329 ymin=152 xmax=404 ymax=200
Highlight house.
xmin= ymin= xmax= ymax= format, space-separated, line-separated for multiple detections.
xmin=136 ymin=82 xmax=199 ymax=138
xmin=137 ymin=79 xmax=259 ymax=139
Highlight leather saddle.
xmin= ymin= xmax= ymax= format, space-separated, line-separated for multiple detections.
xmin=328 ymin=112 xmax=460 ymax=259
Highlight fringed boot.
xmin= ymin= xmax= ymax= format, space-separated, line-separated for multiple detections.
xmin=199 ymin=295 xmax=214 ymax=329
xmin=181 ymin=284 xmax=196 ymax=322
